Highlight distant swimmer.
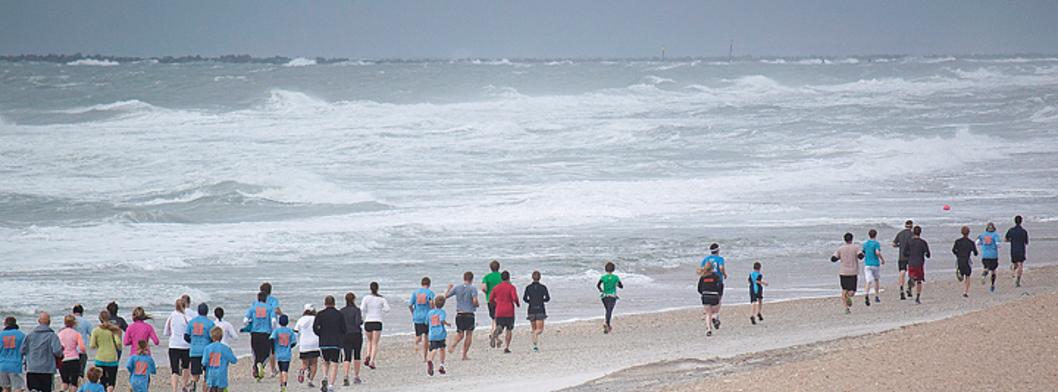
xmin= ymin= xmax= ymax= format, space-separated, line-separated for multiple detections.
xmin=697 ymin=263 xmax=722 ymax=337
xmin=444 ymin=272 xmax=479 ymax=360
xmin=523 ymin=271 xmax=550 ymax=352
xmin=862 ymin=229 xmax=885 ymax=305
xmin=977 ymin=222 xmax=1002 ymax=292
xmin=597 ymin=262 xmax=623 ymax=334
xmin=698 ymin=244 xmax=727 ymax=329
xmin=952 ymin=226 xmax=978 ymax=298
xmin=748 ymin=262 xmax=767 ymax=324
xmin=831 ymin=232 xmax=862 ymax=314
xmin=1005 ymin=215 xmax=1029 ymax=288
xmin=892 ymin=220 xmax=915 ymax=300
xmin=903 ymin=226 xmax=931 ymax=304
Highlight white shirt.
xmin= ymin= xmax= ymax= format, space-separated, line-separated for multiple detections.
xmin=360 ymin=295 xmax=391 ymax=323
xmin=293 ymin=315 xmax=319 ymax=352
xmin=213 ymin=319 xmax=239 ymax=346
xmin=163 ymin=310 xmax=190 ymax=349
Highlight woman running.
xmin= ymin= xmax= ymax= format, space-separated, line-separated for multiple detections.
xmin=123 ymin=307 xmax=159 ymax=355
xmin=360 ymin=282 xmax=390 ymax=370
xmin=89 ymin=311 xmax=123 ymax=392
xmin=58 ymin=315 xmax=86 ymax=392
xmin=597 ymin=262 xmax=623 ymax=334
xmin=522 ymin=271 xmax=550 ymax=352
xmin=698 ymin=263 xmax=723 ymax=337
xmin=294 ymin=305 xmax=320 ymax=389
xmin=162 ymin=299 xmax=191 ymax=392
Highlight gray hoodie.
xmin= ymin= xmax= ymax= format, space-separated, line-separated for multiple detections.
xmin=20 ymin=324 xmax=62 ymax=374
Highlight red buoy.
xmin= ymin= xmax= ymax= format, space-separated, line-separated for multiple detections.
xmin=943 ymin=204 xmax=951 ymax=211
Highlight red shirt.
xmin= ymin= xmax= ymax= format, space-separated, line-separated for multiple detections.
xmin=489 ymin=281 xmax=520 ymax=318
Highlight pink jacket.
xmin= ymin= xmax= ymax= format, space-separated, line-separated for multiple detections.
xmin=57 ymin=327 xmax=86 ymax=361
xmin=123 ymin=320 xmax=160 ymax=354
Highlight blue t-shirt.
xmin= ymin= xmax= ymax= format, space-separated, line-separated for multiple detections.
xmin=862 ymin=239 xmax=881 ymax=267
xmin=266 ymin=295 xmax=280 ymax=311
xmin=427 ymin=309 xmax=447 ymax=342
xmin=409 ymin=288 xmax=435 ymax=324
xmin=202 ymin=342 xmax=237 ymax=388
xmin=125 ymin=354 xmax=156 ymax=392
xmin=270 ymin=327 xmax=297 ymax=362
xmin=700 ymin=255 xmax=726 ymax=283
xmin=977 ymin=231 xmax=1001 ymax=259
xmin=749 ymin=271 xmax=763 ymax=294
xmin=185 ymin=316 xmax=216 ymax=357
xmin=244 ymin=301 xmax=275 ymax=334
xmin=77 ymin=383 xmax=105 ymax=392
xmin=0 ymin=328 xmax=26 ymax=373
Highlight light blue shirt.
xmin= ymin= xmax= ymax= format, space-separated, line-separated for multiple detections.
xmin=408 ymin=288 xmax=435 ymax=324
xmin=977 ymin=231 xmax=1001 ymax=259
xmin=270 ymin=327 xmax=297 ymax=362
xmin=427 ymin=309 xmax=447 ymax=342
xmin=244 ymin=301 xmax=275 ymax=334
xmin=126 ymin=354 xmax=156 ymax=392
xmin=700 ymin=254 xmax=726 ymax=283
xmin=0 ymin=328 xmax=26 ymax=373
xmin=863 ymin=239 xmax=882 ymax=267
xmin=749 ymin=271 xmax=763 ymax=294
xmin=185 ymin=316 xmax=215 ymax=357
xmin=202 ymin=342 xmax=237 ymax=388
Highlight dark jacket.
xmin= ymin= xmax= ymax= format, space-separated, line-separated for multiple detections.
xmin=522 ymin=282 xmax=550 ymax=316
xmin=21 ymin=324 xmax=63 ymax=374
xmin=952 ymin=237 xmax=978 ymax=263
xmin=312 ymin=307 xmax=346 ymax=349
xmin=339 ymin=305 xmax=363 ymax=335
xmin=903 ymin=237 xmax=931 ymax=268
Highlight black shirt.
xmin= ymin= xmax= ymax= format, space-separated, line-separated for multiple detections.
xmin=904 ymin=237 xmax=931 ymax=268
xmin=312 ymin=307 xmax=347 ymax=348
xmin=339 ymin=305 xmax=363 ymax=335
xmin=522 ymin=282 xmax=550 ymax=315
xmin=1005 ymin=225 xmax=1029 ymax=261
xmin=952 ymin=237 xmax=978 ymax=263
xmin=894 ymin=229 xmax=914 ymax=261
xmin=698 ymin=273 xmax=721 ymax=295
xmin=109 ymin=315 xmax=128 ymax=331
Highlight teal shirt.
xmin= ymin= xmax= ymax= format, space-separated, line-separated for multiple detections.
xmin=185 ymin=316 xmax=215 ymax=357
xmin=202 ymin=342 xmax=237 ymax=388
xmin=863 ymin=239 xmax=881 ymax=267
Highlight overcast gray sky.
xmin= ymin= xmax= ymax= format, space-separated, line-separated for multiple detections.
xmin=2 ymin=0 xmax=1057 ymax=59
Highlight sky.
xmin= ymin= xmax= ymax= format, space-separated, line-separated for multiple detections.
xmin=2 ymin=0 xmax=1057 ymax=59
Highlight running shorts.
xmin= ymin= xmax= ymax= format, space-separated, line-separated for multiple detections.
xmin=957 ymin=260 xmax=972 ymax=277
xmin=298 ymin=350 xmax=320 ymax=360
xmin=99 ymin=365 xmax=118 ymax=387
xmin=363 ymin=322 xmax=382 ymax=332
xmin=495 ymin=317 xmax=514 ymax=331
xmin=700 ymin=293 xmax=720 ymax=306
xmin=898 ymin=259 xmax=909 ymax=271
xmin=320 ymin=348 xmax=340 ymax=363
xmin=982 ymin=258 xmax=999 ymax=271
xmin=168 ymin=348 xmax=191 ymax=373
xmin=413 ymin=323 xmax=428 ymax=337
xmin=189 ymin=356 xmax=203 ymax=376
xmin=277 ymin=361 xmax=290 ymax=372
xmin=488 ymin=302 xmax=497 ymax=319
xmin=749 ymin=288 xmax=763 ymax=303
xmin=908 ymin=266 xmax=925 ymax=282
xmin=429 ymin=340 xmax=446 ymax=351
xmin=59 ymin=359 xmax=80 ymax=385
xmin=342 ymin=333 xmax=362 ymax=362
xmin=455 ymin=313 xmax=475 ymax=332
xmin=527 ymin=313 xmax=547 ymax=321
xmin=864 ymin=266 xmax=881 ymax=283
xmin=839 ymin=275 xmax=858 ymax=292
xmin=0 ymin=372 xmax=25 ymax=390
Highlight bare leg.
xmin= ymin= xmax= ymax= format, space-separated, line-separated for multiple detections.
xmin=504 ymin=329 xmax=512 ymax=351
xmin=448 ymin=332 xmax=463 ymax=354
xmin=462 ymin=331 xmax=473 ymax=360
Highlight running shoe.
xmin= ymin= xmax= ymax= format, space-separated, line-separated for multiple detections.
xmin=706 ymin=330 xmax=712 ymax=337
xmin=915 ymin=298 xmax=921 ymax=305
xmin=963 ymin=293 xmax=969 ymax=298
xmin=489 ymin=334 xmax=497 ymax=348
xmin=319 ymin=379 xmax=327 ymax=392
xmin=307 ymin=382 xmax=315 ymax=389
xmin=956 ymin=270 xmax=963 ymax=282
xmin=298 ymin=369 xmax=305 ymax=384
xmin=711 ymin=318 xmax=720 ymax=330
xmin=875 ymin=296 xmax=880 ymax=303
xmin=750 ymin=316 xmax=756 ymax=325
xmin=353 ymin=377 xmax=362 ymax=385
xmin=280 ymin=386 xmax=287 ymax=392
xmin=503 ymin=348 xmax=511 ymax=354
xmin=1016 ymin=277 xmax=1022 ymax=288
xmin=343 ymin=378 xmax=349 ymax=387
xmin=900 ymin=292 xmax=906 ymax=300
xmin=845 ymin=296 xmax=853 ymax=308
xmin=757 ymin=314 xmax=763 ymax=321
xmin=427 ymin=360 xmax=434 ymax=376
xmin=990 ymin=285 xmax=996 ymax=293
xmin=865 ymin=296 xmax=870 ymax=307
xmin=256 ymin=363 xmax=265 ymax=382
xmin=532 ymin=345 xmax=539 ymax=353
xmin=438 ymin=365 xmax=446 ymax=375
xmin=845 ymin=308 xmax=851 ymax=315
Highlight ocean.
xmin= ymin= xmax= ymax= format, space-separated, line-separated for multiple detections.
xmin=2 ymin=55 xmax=1057 ymax=341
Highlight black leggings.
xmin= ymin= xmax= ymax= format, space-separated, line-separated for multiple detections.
xmin=251 ymin=332 xmax=272 ymax=365
xmin=602 ymin=297 xmax=617 ymax=327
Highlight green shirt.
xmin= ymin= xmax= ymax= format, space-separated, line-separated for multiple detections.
xmin=482 ymin=272 xmax=503 ymax=301
xmin=89 ymin=327 xmax=122 ymax=364
xmin=599 ymin=273 xmax=621 ymax=297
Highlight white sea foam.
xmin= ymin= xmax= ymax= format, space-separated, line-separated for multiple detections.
xmin=66 ymin=59 xmax=120 ymax=66
xmin=284 ymin=57 xmax=317 ymax=67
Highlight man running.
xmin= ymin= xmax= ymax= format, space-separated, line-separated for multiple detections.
xmin=1005 ymin=215 xmax=1029 ymax=288
xmin=904 ymin=226 xmax=931 ymax=304
xmin=480 ymin=261 xmax=502 ymax=349
xmin=862 ymin=229 xmax=885 ymax=305
xmin=698 ymin=243 xmax=727 ymax=328
xmin=407 ymin=277 xmax=435 ymax=362
xmin=952 ymin=226 xmax=978 ymax=298
xmin=23 ymin=313 xmax=63 ymax=392
xmin=977 ymin=222 xmax=1002 ymax=292
xmin=444 ymin=272 xmax=479 ymax=360
xmin=831 ymin=232 xmax=862 ymax=314
xmin=312 ymin=296 xmax=345 ymax=392
xmin=892 ymin=220 xmax=914 ymax=300
xmin=488 ymin=271 xmax=519 ymax=354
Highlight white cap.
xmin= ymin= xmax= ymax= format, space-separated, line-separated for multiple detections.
xmin=303 ymin=303 xmax=315 ymax=311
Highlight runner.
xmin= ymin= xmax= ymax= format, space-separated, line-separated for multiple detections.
xmin=977 ymin=222 xmax=1002 ymax=292
xmin=89 ymin=311 xmax=123 ymax=392
xmin=444 ymin=272 xmax=479 ymax=360
xmin=360 ymin=282 xmax=390 ymax=370
xmin=862 ymin=229 xmax=885 ymax=305
xmin=270 ymin=315 xmax=297 ymax=392
xmin=698 ymin=244 xmax=726 ymax=328
xmin=904 ymin=225 xmax=931 ymax=304
xmin=201 ymin=328 xmax=236 ymax=392
xmin=489 ymin=271 xmax=520 ymax=353
xmin=597 ymin=262 xmax=623 ymax=334
xmin=748 ymin=262 xmax=767 ymax=324
xmin=830 ymin=232 xmax=861 ymax=314
xmin=71 ymin=305 xmax=93 ymax=381
xmin=892 ymin=220 xmax=915 ymax=300
xmin=339 ymin=292 xmax=363 ymax=386
xmin=407 ymin=277 xmax=435 ymax=362
xmin=162 ymin=299 xmax=191 ymax=392
xmin=425 ymin=296 xmax=450 ymax=376
xmin=23 ymin=313 xmax=63 ymax=392
xmin=125 ymin=341 xmax=156 ymax=392
xmin=103 ymin=303 xmax=127 ymax=363
xmin=952 ymin=226 xmax=979 ymax=298
xmin=185 ymin=304 xmax=214 ymax=392
xmin=480 ymin=260 xmax=502 ymax=346
xmin=260 ymin=282 xmax=281 ymax=378
xmin=58 ymin=314 xmax=86 ymax=392
xmin=77 ymin=367 xmax=104 ymax=392
xmin=697 ymin=263 xmax=722 ymax=337
xmin=0 ymin=317 xmax=27 ymax=392
xmin=293 ymin=305 xmax=319 ymax=388
xmin=244 ymin=292 xmax=275 ymax=382
xmin=312 ymin=296 xmax=345 ymax=392
xmin=123 ymin=307 xmax=158 ymax=355
xmin=523 ymin=271 xmax=550 ymax=352
xmin=1005 ymin=215 xmax=1029 ymax=288
xmin=210 ymin=308 xmax=238 ymax=347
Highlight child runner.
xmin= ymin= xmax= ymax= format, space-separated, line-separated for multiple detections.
xmin=211 ymin=308 xmax=238 ymax=347
xmin=271 ymin=315 xmax=297 ymax=392
xmin=444 ymin=272 xmax=479 ymax=360
xmin=748 ymin=262 xmax=767 ymax=324
xmin=89 ymin=312 xmax=122 ymax=392
xmin=58 ymin=314 xmax=86 ymax=392
xmin=126 ymin=341 xmax=156 ymax=392
xmin=862 ymin=229 xmax=885 ymax=305
xmin=313 ymin=296 xmax=345 ymax=392
xmin=697 ymin=263 xmax=722 ymax=337
xmin=163 ymin=299 xmax=191 ymax=392
xmin=185 ymin=304 xmax=214 ymax=392
xmin=1005 ymin=215 xmax=1029 ymax=288
xmin=201 ymin=327 xmax=236 ymax=392
xmin=522 ymin=271 xmax=550 ymax=352
xmin=977 ymin=222 xmax=1002 ymax=292
xmin=408 ymin=277 xmax=435 ymax=362
xmin=903 ymin=226 xmax=932 ymax=304
xmin=339 ymin=293 xmax=363 ymax=386
xmin=294 ymin=305 xmax=320 ymax=388
xmin=480 ymin=260 xmax=502 ymax=346
xmin=123 ymin=307 xmax=158 ymax=355
xmin=892 ymin=220 xmax=915 ymax=300
xmin=953 ymin=226 xmax=979 ymax=298
xmin=830 ymin=232 xmax=862 ymax=314
xmin=77 ymin=367 xmax=104 ymax=392
xmin=360 ymin=283 xmax=390 ymax=370
xmin=245 ymin=292 xmax=276 ymax=381
xmin=597 ymin=262 xmax=623 ymax=334
xmin=0 ymin=317 xmax=27 ymax=392
xmin=698 ymin=244 xmax=726 ymax=328
xmin=489 ymin=271 xmax=520 ymax=353
xmin=425 ymin=296 xmax=450 ymax=376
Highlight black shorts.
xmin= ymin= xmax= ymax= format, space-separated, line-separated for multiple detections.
xmin=414 ymin=323 xmax=429 ymax=337
xmin=496 ymin=317 xmax=514 ymax=331
xmin=983 ymin=258 xmax=999 ymax=271
xmin=718 ymin=283 xmax=725 ymax=298
xmin=488 ymin=302 xmax=497 ymax=319
xmin=321 ymin=348 xmax=341 ymax=363
xmin=364 ymin=322 xmax=382 ymax=332
xmin=168 ymin=348 xmax=191 ymax=373
xmin=957 ymin=260 xmax=972 ymax=277
xmin=898 ymin=259 xmax=909 ymax=271
xmin=1012 ymin=255 xmax=1026 ymax=263
xmin=527 ymin=313 xmax=547 ymax=321
xmin=455 ymin=313 xmax=475 ymax=332
xmin=277 ymin=361 xmax=290 ymax=372
xmin=840 ymin=275 xmax=858 ymax=292
xmin=190 ymin=356 xmax=203 ymax=376
xmin=26 ymin=373 xmax=54 ymax=392
xmin=701 ymin=293 xmax=720 ymax=306
xmin=59 ymin=359 xmax=80 ymax=385
xmin=299 ymin=351 xmax=320 ymax=360
xmin=250 ymin=333 xmax=271 ymax=363
xmin=750 ymin=288 xmax=763 ymax=303
xmin=428 ymin=340 xmax=446 ymax=351
xmin=342 ymin=333 xmax=363 ymax=362
xmin=100 ymin=365 xmax=118 ymax=387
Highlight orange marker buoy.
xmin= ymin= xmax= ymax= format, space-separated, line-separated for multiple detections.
xmin=943 ymin=204 xmax=951 ymax=211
